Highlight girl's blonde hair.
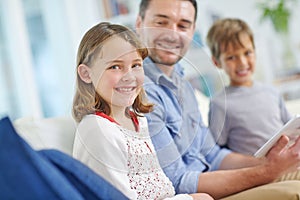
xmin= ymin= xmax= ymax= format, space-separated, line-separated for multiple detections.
xmin=72 ymin=22 xmax=152 ymax=122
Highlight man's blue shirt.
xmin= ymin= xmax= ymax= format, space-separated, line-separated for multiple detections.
xmin=143 ymin=57 xmax=231 ymax=194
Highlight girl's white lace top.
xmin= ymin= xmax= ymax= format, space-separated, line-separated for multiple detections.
xmin=73 ymin=114 xmax=192 ymax=200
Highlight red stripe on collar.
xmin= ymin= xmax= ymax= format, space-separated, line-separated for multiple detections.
xmin=95 ymin=111 xmax=139 ymax=132
xmin=95 ymin=111 xmax=119 ymax=125
xmin=129 ymin=111 xmax=139 ymax=132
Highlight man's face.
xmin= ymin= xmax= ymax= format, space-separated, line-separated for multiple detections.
xmin=136 ymin=0 xmax=195 ymax=66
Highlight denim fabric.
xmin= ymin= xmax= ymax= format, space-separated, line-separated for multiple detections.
xmin=0 ymin=116 xmax=127 ymax=200
xmin=143 ymin=58 xmax=231 ymax=194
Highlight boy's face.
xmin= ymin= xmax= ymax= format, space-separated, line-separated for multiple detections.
xmin=215 ymin=33 xmax=256 ymax=87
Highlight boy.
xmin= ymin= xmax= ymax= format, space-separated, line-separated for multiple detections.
xmin=206 ymin=18 xmax=292 ymax=155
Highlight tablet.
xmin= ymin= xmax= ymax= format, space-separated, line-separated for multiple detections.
xmin=254 ymin=114 xmax=300 ymax=158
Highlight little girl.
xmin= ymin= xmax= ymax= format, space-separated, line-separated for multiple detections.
xmin=72 ymin=22 xmax=213 ymax=200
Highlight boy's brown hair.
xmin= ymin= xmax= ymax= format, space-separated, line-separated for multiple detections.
xmin=72 ymin=22 xmax=152 ymax=123
xmin=206 ymin=18 xmax=255 ymax=60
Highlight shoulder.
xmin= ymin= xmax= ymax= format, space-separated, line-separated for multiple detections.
xmin=73 ymin=115 xmax=129 ymax=177
xmin=78 ymin=114 xmax=117 ymax=133
xmin=137 ymin=116 xmax=149 ymax=135
xmin=255 ymin=81 xmax=280 ymax=96
xmin=254 ymin=81 xmax=274 ymax=90
xmin=211 ymin=89 xmax=226 ymax=104
xmin=76 ymin=115 xmax=126 ymax=147
xmin=143 ymin=74 xmax=153 ymax=84
xmin=143 ymin=75 xmax=169 ymax=104
xmin=143 ymin=75 xmax=160 ymax=92
xmin=212 ymin=88 xmax=226 ymax=98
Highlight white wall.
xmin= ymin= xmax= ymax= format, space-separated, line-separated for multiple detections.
xmin=194 ymin=0 xmax=300 ymax=99
xmin=1 ymin=0 xmax=299 ymax=120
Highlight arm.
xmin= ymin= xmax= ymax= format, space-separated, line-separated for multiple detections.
xmin=279 ymin=95 xmax=292 ymax=123
xmin=144 ymin=81 xmax=230 ymax=193
xmin=197 ymin=135 xmax=300 ymax=199
xmin=145 ymin=84 xmax=201 ymax=193
xmin=146 ymin=99 xmax=200 ymax=193
xmin=208 ymin=98 xmax=228 ymax=147
xmin=73 ymin=115 xmax=137 ymax=199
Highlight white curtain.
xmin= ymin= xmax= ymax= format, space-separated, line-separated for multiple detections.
xmin=0 ymin=0 xmax=103 ymax=120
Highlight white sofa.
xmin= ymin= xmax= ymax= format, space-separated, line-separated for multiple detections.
xmin=13 ymin=91 xmax=300 ymax=156
xmin=13 ymin=116 xmax=76 ymax=155
xmin=286 ymin=98 xmax=300 ymax=116
xmin=11 ymin=94 xmax=300 ymax=199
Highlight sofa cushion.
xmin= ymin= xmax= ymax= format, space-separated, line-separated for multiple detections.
xmin=0 ymin=116 xmax=128 ymax=200
xmin=14 ymin=116 xmax=76 ymax=155
xmin=221 ymin=180 xmax=300 ymax=200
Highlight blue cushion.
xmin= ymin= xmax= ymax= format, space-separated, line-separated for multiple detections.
xmin=0 ymin=116 xmax=127 ymax=200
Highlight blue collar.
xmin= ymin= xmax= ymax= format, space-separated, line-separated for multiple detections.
xmin=143 ymin=57 xmax=185 ymax=90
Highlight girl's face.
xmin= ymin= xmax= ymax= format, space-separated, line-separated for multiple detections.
xmin=216 ymin=33 xmax=256 ymax=87
xmin=89 ymin=36 xmax=144 ymax=111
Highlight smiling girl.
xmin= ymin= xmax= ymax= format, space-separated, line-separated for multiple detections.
xmin=72 ymin=22 xmax=212 ymax=200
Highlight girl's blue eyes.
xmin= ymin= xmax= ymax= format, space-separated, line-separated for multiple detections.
xmin=108 ymin=64 xmax=142 ymax=70
xmin=132 ymin=64 xmax=142 ymax=68
xmin=110 ymin=65 xmax=120 ymax=70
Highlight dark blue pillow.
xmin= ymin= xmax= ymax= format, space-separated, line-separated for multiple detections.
xmin=0 ymin=116 xmax=128 ymax=200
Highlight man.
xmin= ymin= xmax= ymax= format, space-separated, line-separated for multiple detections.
xmin=135 ymin=0 xmax=300 ymax=199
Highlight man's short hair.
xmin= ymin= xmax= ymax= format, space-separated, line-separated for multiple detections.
xmin=138 ymin=0 xmax=198 ymax=22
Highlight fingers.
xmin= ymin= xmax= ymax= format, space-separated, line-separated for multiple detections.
xmin=189 ymin=193 xmax=214 ymax=200
xmin=268 ymin=135 xmax=289 ymax=155
xmin=289 ymin=135 xmax=300 ymax=154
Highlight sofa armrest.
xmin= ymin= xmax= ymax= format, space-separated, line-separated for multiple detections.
xmin=13 ymin=116 xmax=76 ymax=155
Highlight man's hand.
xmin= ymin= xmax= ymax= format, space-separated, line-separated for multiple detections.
xmin=265 ymin=135 xmax=300 ymax=178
